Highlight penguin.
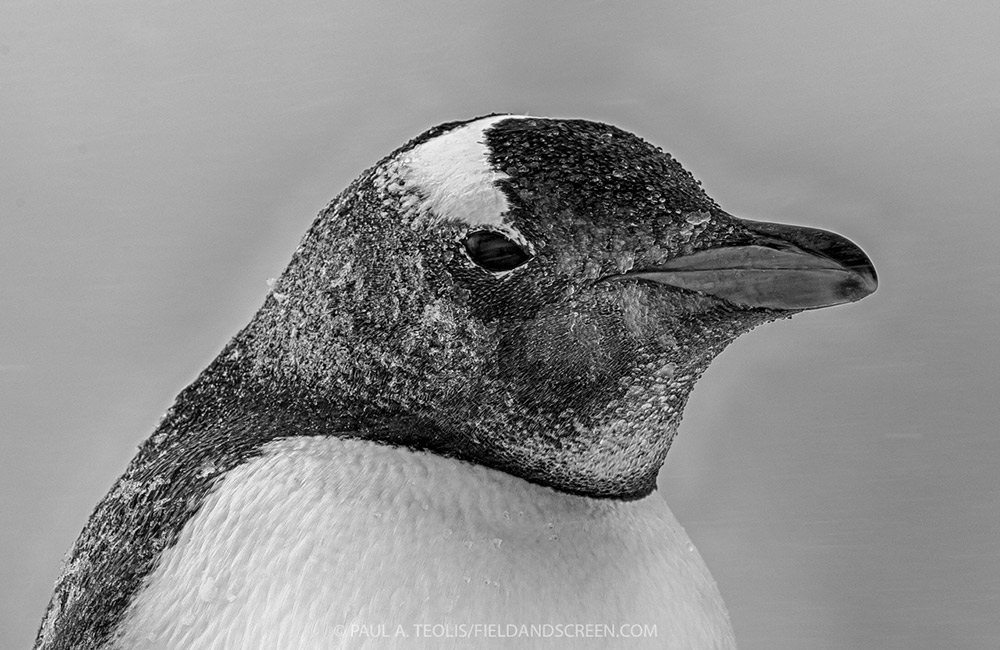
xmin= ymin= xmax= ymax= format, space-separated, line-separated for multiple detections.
xmin=35 ymin=114 xmax=876 ymax=650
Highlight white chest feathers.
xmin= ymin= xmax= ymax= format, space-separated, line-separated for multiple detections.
xmin=114 ymin=436 xmax=735 ymax=650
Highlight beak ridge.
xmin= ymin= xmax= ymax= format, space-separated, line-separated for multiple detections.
xmin=610 ymin=218 xmax=878 ymax=311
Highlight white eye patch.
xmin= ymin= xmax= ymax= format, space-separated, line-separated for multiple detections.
xmin=400 ymin=114 xmax=533 ymax=252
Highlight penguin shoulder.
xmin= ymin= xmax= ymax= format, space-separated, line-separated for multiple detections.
xmin=114 ymin=435 xmax=735 ymax=650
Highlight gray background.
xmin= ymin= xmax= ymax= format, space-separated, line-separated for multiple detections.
xmin=3 ymin=1 xmax=998 ymax=648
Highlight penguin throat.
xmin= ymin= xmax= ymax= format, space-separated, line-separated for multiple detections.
xmin=214 ymin=286 xmax=773 ymax=499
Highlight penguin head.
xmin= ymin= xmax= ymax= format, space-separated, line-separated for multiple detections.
xmin=240 ymin=114 xmax=876 ymax=498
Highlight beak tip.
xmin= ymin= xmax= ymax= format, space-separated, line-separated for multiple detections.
xmin=833 ymin=273 xmax=877 ymax=308
xmin=840 ymin=254 xmax=878 ymax=305
xmin=781 ymin=257 xmax=877 ymax=311
xmin=742 ymin=218 xmax=878 ymax=309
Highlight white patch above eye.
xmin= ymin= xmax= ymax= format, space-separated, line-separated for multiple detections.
xmin=400 ymin=115 xmax=528 ymax=230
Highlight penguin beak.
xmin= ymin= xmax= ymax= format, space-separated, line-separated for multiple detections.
xmin=614 ymin=218 xmax=878 ymax=310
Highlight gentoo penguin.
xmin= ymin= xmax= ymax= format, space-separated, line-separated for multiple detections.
xmin=36 ymin=115 xmax=876 ymax=650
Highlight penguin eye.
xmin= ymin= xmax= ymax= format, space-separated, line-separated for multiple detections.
xmin=462 ymin=231 xmax=531 ymax=272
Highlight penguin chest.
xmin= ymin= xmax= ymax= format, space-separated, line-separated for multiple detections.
xmin=115 ymin=436 xmax=735 ymax=650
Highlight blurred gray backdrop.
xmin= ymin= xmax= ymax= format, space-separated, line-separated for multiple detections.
xmin=3 ymin=1 xmax=998 ymax=648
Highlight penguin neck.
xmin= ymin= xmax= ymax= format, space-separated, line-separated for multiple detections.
xmin=171 ymin=339 xmax=690 ymax=502
xmin=159 ymin=350 xmax=676 ymax=502
xmin=156 ymin=345 xmax=410 ymax=442
xmin=173 ymin=308 xmax=706 ymax=501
